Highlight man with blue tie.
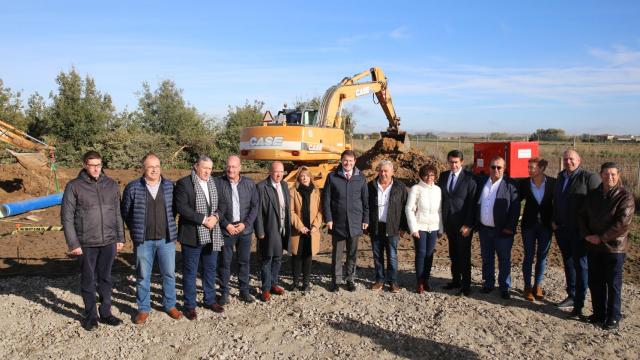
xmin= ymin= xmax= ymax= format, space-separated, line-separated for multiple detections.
xmin=437 ymin=150 xmax=477 ymax=296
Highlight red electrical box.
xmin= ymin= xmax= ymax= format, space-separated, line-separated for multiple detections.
xmin=473 ymin=141 xmax=539 ymax=178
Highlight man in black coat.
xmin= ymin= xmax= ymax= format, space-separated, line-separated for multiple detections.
xmin=519 ymin=157 xmax=556 ymax=301
xmin=367 ymin=160 xmax=408 ymax=293
xmin=437 ymin=150 xmax=477 ymax=296
xmin=174 ymin=155 xmax=224 ymax=320
xmin=553 ymin=149 xmax=601 ymax=319
xmin=323 ymin=150 xmax=369 ymax=292
xmin=62 ymin=151 xmax=125 ymax=331
xmin=255 ymin=161 xmax=291 ymax=302
xmin=475 ymin=156 xmax=520 ymax=300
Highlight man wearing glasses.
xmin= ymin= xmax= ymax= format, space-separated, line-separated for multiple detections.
xmin=62 ymin=151 xmax=125 ymax=331
xmin=475 ymin=156 xmax=520 ymax=300
xmin=437 ymin=150 xmax=477 ymax=296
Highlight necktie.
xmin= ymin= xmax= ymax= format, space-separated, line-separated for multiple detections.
xmin=346 ymin=172 xmax=351 ymax=181
xmin=449 ymin=173 xmax=456 ymax=193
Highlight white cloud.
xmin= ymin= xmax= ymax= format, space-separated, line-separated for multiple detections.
xmin=589 ymin=45 xmax=640 ymax=66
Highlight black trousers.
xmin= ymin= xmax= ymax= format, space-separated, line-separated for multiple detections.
xmin=79 ymin=243 xmax=117 ymax=320
xmin=587 ymin=251 xmax=625 ymax=322
xmin=292 ymin=254 xmax=312 ymax=285
xmin=446 ymin=227 xmax=472 ymax=290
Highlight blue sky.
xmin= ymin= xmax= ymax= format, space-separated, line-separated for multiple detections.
xmin=1 ymin=1 xmax=639 ymax=135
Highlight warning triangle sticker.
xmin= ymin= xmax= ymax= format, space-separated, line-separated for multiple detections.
xmin=262 ymin=111 xmax=274 ymax=123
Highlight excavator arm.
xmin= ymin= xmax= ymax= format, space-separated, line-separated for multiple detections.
xmin=317 ymin=67 xmax=406 ymax=144
xmin=0 ymin=119 xmax=55 ymax=170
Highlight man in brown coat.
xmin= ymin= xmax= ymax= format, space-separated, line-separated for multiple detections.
xmin=580 ymin=162 xmax=635 ymax=330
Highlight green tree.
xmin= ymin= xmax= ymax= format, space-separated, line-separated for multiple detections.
xmin=135 ymin=80 xmax=213 ymax=162
xmin=47 ymin=68 xmax=114 ymax=149
xmin=213 ymin=100 xmax=264 ymax=166
xmin=0 ymin=79 xmax=27 ymax=130
xmin=529 ymin=128 xmax=567 ymax=141
xmin=25 ymin=92 xmax=51 ymax=138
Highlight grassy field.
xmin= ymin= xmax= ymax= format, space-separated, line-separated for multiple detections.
xmin=352 ymin=138 xmax=640 ymax=195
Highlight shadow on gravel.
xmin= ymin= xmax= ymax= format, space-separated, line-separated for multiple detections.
xmin=461 ymin=286 xmax=571 ymax=320
xmin=329 ymin=317 xmax=479 ymax=359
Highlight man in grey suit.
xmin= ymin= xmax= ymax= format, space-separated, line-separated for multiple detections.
xmin=216 ymin=155 xmax=259 ymax=304
xmin=323 ymin=150 xmax=369 ymax=292
xmin=255 ymin=161 xmax=291 ymax=302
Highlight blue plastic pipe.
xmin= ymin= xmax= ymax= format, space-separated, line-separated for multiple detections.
xmin=0 ymin=193 xmax=63 ymax=218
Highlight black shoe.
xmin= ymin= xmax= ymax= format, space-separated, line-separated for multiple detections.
xmin=329 ymin=283 xmax=340 ymax=292
xmin=99 ymin=315 xmax=123 ymax=326
xmin=82 ymin=318 xmax=98 ymax=331
xmin=346 ymin=281 xmax=356 ymax=292
xmin=217 ymin=293 xmax=230 ymax=306
xmin=587 ymin=314 xmax=605 ymax=325
xmin=443 ymin=282 xmax=461 ymax=290
xmin=556 ymin=296 xmax=574 ymax=308
xmin=603 ymin=319 xmax=619 ymax=330
xmin=239 ymin=292 xmax=255 ymax=304
xmin=460 ymin=288 xmax=471 ymax=296
xmin=480 ymin=287 xmax=494 ymax=294
xmin=501 ymin=291 xmax=511 ymax=300
xmin=566 ymin=308 xmax=585 ymax=321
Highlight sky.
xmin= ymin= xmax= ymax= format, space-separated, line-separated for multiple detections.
xmin=1 ymin=1 xmax=639 ymax=135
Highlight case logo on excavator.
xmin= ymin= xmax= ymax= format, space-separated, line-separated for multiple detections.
xmin=249 ymin=136 xmax=284 ymax=147
xmin=355 ymin=86 xmax=371 ymax=97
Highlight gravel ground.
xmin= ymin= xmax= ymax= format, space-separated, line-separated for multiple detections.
xmin=1 ymin=255 xmax=639 ymax=360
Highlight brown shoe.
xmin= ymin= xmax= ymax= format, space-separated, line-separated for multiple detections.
xmin=416 ymin=281 xmax=424 ymax=294
xmin=533 ymin=285 xmax=544 ymax=300
xmin=134 ymin=312 xmax=149 ymax=325
xmin=371 ymin=281 xmax=384 ymax=291
xmin=390 ymin=284 xmax=400 ymax=293
xmin=523 ymin=287 xmax=534 ymax=301
xmin=270 ymin=285 xmax=285 ymax=295
xmin=206 ymin=303 xmax=224 ymax=313
xmin=166 ymin=307 xmax=182 ymax=320
xmin=261 ymin=290 xmax=271 ymax=302
xmin=184 ymin=308 xmax=197 ymax=321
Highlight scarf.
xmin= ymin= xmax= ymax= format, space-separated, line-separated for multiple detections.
xmin=297 ymin=183 xmax=313 ymax=229
xmin=190 ymin=170 xmax=223 ymax=248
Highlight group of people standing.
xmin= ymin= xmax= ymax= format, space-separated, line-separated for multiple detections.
xmin=61 ymin=147 xmax=634 ymax=332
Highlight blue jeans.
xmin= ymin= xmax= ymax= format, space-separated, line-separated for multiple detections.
xmin=414 ymin=231 xmax=438 ymax=282
xmin=371 ymin=234 xmax=399 ymax=284
xmin=260 ymin=255 xmax=282 ymax=291
xmin=588 ymin=252 xmax=625 ymax=322
xmin=521 ymin=224 xmax=552 ymax=289
xmin=478 ymin=226 xmax=514 ymax=292
xmin=181 ymin=243 xmax=218 ymax=310
xmin=220 ymin=233 xmax=252 ymax=295
xmin=135 ymin=239 xmax=176 ymax=312
xmin=555 ymin=226 xmax=588 ymax=309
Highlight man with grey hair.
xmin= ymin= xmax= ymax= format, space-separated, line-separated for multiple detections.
xmin=216 ymin=155 xmax=259 ymax=304
xmin=553 ymin=149 xmax=601 ymax=319
xmin=255 ymin=161 xmax=291 ymax=302
xmin=175 ymin=155 xmax=224 ymax=320
xmin=367 ymin=160 xmax=408 ymax=292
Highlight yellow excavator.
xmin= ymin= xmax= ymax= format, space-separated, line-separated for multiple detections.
xmin=239 ymin=67 xmax=408 ymax=187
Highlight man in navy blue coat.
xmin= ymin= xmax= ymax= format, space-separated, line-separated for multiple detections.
xmin=475 ymin=156 xmax=520 ymax=300
xmin=323 ymin=150 xmax=369 ymax=292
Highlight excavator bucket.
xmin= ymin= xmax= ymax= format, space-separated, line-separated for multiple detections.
xmin=379 ymin=131 xmax=410 ymax=152
xmin=6 ymin=150 xmax=49 ymax=170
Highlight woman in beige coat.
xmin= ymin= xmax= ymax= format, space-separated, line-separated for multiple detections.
xmin=289 ymin=167 xmax=323 ymax=291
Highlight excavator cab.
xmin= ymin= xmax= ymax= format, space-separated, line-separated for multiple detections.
xmin=277 ymin=109 xmax=318 ymax=126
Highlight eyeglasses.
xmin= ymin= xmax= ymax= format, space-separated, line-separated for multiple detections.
xmin=490 ymin=165 xmax=503 ymax=170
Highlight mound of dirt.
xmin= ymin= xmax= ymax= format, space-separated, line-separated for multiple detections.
xmin=356 ymin=138 xmax=446 ymax=185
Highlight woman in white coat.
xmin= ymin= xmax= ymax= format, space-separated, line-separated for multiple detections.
xmin=406 ymin=164 xmax=443 ymax=293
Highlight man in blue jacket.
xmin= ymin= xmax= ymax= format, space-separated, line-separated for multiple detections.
xmin=62 ymin=150 xmax=125 ymax=331
xmin=122 ymin=153 xmax=181 ymax=325
xmin=476 ymin=156 xmax=520 ymax=300
xmin=323 ymin=150 xmax=369 ymax=292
